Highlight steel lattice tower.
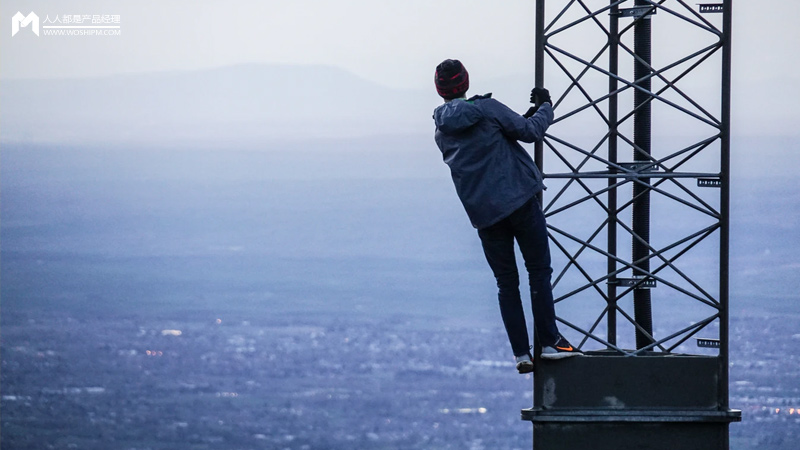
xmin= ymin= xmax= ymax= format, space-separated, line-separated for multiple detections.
xmin=522 ymin=1 xmax=741 ymax=448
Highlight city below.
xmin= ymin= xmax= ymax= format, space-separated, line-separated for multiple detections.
xmin=2 ymin=309 xmax=797 ymax=449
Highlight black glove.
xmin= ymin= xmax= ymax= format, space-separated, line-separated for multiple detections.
xmin=522 ymin=105 xmax=539 ymax=119
xmin=530 ymin=87 xmax=552 ymax=106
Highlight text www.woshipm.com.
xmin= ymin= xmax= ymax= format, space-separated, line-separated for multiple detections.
xmin=43 ymin=29 xmax=121 ymax=36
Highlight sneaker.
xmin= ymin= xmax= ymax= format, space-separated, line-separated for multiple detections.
xmin=515 ymin=353 xmax=534 ymax=374
xmin=541 ymin=335 xmax=582 ymax=360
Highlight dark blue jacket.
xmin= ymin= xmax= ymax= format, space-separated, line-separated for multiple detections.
xmin=433 ymin=94 xmax=554 ymax=229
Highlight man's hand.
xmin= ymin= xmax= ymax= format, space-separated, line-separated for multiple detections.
xmin=530 ymin=87 xmax=552 ymax=107
xmin=522 ymin=105 xmax=539 ymax=119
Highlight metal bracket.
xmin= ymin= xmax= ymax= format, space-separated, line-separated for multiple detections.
xmin=610 ymin=277 xmax=657 ymax=289
xmin=698 ymin=4 xmax=724 ymax=14
xmin=614 ymin=6 xmax=657 ymax=19
xmin=618 ymin=162 xmax=659 ymax=172
xmin=697 ymin=178 xmax=722 ymax=187
xmin=612 ymin=162 xmax=660 ymax=180
xmin=697 ymin=338 xmax=720 ymax=348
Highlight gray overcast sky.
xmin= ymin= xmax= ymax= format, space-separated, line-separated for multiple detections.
xmin=2 ymin=0 xmax=543 ymax=87
xmin=2 ymin=1 xmax=799 ymax=136
xmin=2 ymin=1 xmax=797 ymax=88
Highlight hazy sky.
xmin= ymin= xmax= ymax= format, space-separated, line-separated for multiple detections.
xmin=1 ymin=0 xmax=542 ymax=87
xmin=2 ymin=1 xmax=799 ymax=137
xmin=2 ymin=1 xmax=798 ymax=88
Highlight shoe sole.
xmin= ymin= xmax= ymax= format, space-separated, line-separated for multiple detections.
xmin=517 ymin=364 xmax=534 ymax=374
xmin=540 ymin=352 xmax=582 ymax=360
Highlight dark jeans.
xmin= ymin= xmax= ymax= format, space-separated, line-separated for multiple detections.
xmin=477 ymin=197 xmax=560 ymax=356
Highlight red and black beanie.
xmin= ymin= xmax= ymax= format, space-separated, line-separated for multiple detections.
xmin=435 ymin=59 xmax=469 ymax=100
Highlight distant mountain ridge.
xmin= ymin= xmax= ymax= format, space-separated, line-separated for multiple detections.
xmin=4 ymin=61 xmax=766 ymax=146
xmin=1 ymin=64 xmax=438 ymax=144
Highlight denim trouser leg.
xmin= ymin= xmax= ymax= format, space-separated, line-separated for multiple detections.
xmin=478 ymin=221 xmax=530 ymax=357
xmin=478 ymin=198 xmax=560 ymax=356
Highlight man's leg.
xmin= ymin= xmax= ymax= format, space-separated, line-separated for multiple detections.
xmin=478 ymin=219 xmax=531 ymax=358
xmin=508 ymin=198 xmax=560 ymax=348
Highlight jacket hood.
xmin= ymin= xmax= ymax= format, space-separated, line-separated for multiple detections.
xmin=433 ymin=98 xmax=483 ymax=134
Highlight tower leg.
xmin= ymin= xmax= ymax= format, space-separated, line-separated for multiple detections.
xmin=632 ymin=0 xmax=654 ymax=349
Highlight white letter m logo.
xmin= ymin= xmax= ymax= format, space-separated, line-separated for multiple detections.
xmin=12 ymin=11 xmax=39 ymax=37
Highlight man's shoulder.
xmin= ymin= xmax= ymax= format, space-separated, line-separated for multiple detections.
xmin=467 ymin=93 xmax=493 ymax=102
xmin=470 ymin=95 xmax=516 ymax=118
xmin=471 ymin=94 xmax=514 ymax=110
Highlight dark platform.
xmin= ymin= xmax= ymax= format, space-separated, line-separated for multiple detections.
xmin=522 ymin=352 xmax=741 ymax=450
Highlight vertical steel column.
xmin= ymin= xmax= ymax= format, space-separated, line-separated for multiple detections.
xmin=719 ymin=0 xmax=733 ymax=411
xmin=534 ymin=0 xmax=546 ymax=176
xmin=607 ymin=0 xmax=620 ymax=348
xmin=533 ymin=4 xmax=546 ymax=447
xmin=632 ymin=0 xmax=654 ymax=349
xmin=532 ymin=0 xmax=546 ymax=370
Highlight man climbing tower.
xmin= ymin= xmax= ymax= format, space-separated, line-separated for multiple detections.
xmin=432 ymin=59 xmax=581 ymax=374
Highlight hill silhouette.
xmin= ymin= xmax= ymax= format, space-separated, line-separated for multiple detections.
xmin=1 ymin=63 xmax=438 ymax=144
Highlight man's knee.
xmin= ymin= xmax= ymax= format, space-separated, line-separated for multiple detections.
xmin=526 ymin=265 xmax=553 ymax=283
xmin=495 ymin=271 xmax=520 ymax=290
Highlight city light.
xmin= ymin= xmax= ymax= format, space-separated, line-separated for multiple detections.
xmin=766 ymin=407 xmax=800 ymax=415
xmin=439 ymin=407 xmax=488 ymax=414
